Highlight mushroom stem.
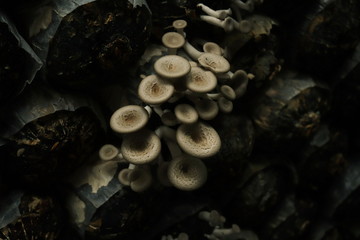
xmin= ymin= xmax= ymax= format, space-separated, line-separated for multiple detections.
xmin=183 ymin=41 xmax=203 ymax=60
xmin=155 ymin=126 xmax=183 ymax=159
xmin=197 ymin=3 xmax=232 ymax=20
xmin=199 ymin=15 xmax=234 ymax=32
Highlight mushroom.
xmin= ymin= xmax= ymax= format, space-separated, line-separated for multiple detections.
xmin=167 ymin=155 xmax=207 ymax=191
xmin=207 ymin=85 xmax=236 ymax=101
xmin=197 ymin=3 xmax=232 ymax=19
xmin=162 ymin=32 xmax=186 ymax=55
xmin=193 ymin=98 xmax=219 ymax=120
xmin=185 ymin=66 xmax=217 ymax=93
xmin=199 ymin=15 xmax=234 ymax=32
xmin=198 ymin=210 xmax=226 ymax=227
xmin=120 ymin=129 xmax=161 ymax=165
xmin=198 ymin=53 xmax=230 ymax=74
xmin=172 ymin=19 xmax=187 ymax=36
xmin=176 ymin=121 xmax=221 ymax=158
xmin=218 ymin=96 xmax=233 ymax=113
xmin=98 ymin=144 xmax=120 ymax=161
xmin=174 ymin=103 xmax=199 ymax=124
xmin=161 ymin=109 xmax=180 ymax=126
xmin=229 ymin=69 xmax=249 ymax=98
xmin=110 ymin=105 xmax=149 ymax=134
xmin=211 ymin=224 xmax=242 ymax=239
xmin=127 ymin=165 xmax=153 ymax=192
xmin=203 ymin=42 xmax=224 ymax=56
xmin=154 ymin=55 xmax=191 ymax=80
xmin=138 ymin=75 xmax=175 ymax=105
xmin=118 ymin=168 xmax=132 ymax=186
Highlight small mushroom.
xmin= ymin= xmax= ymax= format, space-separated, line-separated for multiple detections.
xmin=230 ymin=69 xmax=249 ymax=98
xmin=218 ymin=96 xmax=233 ymax=113
xmin=203 ymin=42 xmax=224 ymax=56
xmin=174 ymin=103 xmax=199 ymax=124
xmin=185 ymin=66 xmax=217 ymax=93
xmin=172 ymin=19 xmax=187 ymax=36
xmin=207 ymin=85 xmax=236 ymax=101
xmin=98 ymin=144 xmax=120 ymax=161
xmin=167 ymin=155 xmax=207 ymax=191
xmin=198 ymin=53 xmax=230 ymax=74
xmin=110 ymin=105 xmax=149 ymax=134
xmin=211 ymin=224 xmax=241 ymax=239
xmin=176 ymin=121 xmax=221 ymax=158
xmin=127 ymin=165 xmax=153 ymax=192
xmin=162 ymin=32 xmax=186 ymax=55
xmin=198 ymin=210 xmax=226 ymax=227
xmin=193 ymin=98 xmax=219 ymax=120
xmin=154 ymin=55 xmax=191 ymax=79
xmin=121 ymin=129 xmax=161 ymax=165
xmin=138 ymin=75 xmax=175 ymax=105
xmin=118 ymin=168 xmax=132 ymax=186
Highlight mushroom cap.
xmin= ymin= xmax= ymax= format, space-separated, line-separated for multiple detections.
xmin=99 ymin=144 xmax=119 ymax=161
xmin=195 ymin=99 xmax=219 ymax=120
xmin=154 ymin=55 xmax=191 ymax=79
xmin=167 ymin=155 xmax=207 ymax=191
xmin=176 ymin=121 xmax=221 ymax=158
xmin=162 ymin=32 xmax=185 ymax=49
xmin=198 ymin=53 xmax=230 ymax=74
xmin=220 ymin=85 xmax=236 ymax=100
xmin=118 ymin=168 xmax=132 ymax=186
xmin=128 ymin=166 xmax=153 ymax=192
xmin=185 ymin=67 xmax=217 ymax=93
xmin=110 ymin=105 xmax=149 ymax=134
xmin=173 ymin=19 xmax=187 ymax=30
xmin=174 ymin=103 xmax=199 ymax=124
xmin=138 ymin=75 xmax=175 ymax=105
xmin=218 ymin=97 xmax=233 ymax=113
xmin=203 ymin=42 xmax=223 ymax=56
xmin=121 ymin=129 xmax=161 ymax=164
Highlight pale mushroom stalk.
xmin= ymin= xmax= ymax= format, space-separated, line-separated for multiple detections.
xmin=199 ymin=15 xmax=234 ymax=32
xmin=183 ymin=41 xmax=203 ymax=60
xmin=231 ymin=0 xmax=256 ymax=12
xmin=197 ymin=3 xmax=232 ymax=20
xmin=155 ymin=126 xmax=183 ymax=159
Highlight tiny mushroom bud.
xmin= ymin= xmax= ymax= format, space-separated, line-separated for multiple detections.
xmin=128 ymin=165 xmax=153 ymax=192
xmin=174 ymin=103 xmax=199 ymax=124
xmin=203 ymin=42 xmax=223 ymax=56
xmin=198 ymin=53 xmax=230 ymax=74
xmin=162 ymin=32 xmax=186 ymax=55
xmin=154 ymin=55 xmax=191 ymax=79
xmin=110 ymin=105 xmax=149 ymax=134
xmin=176 ymin=121 xmax=221 ymax=158
xmin=99 ymin=144 xmax=119 ymax=161
xmin=172 ymin=19 xmax=187 ymax=36
xmin=138 ymin=75 xmax=175 ymax=105
xmin=167 ymin=155 xmax=207 ymax=191
xmin=185 ymin=67 xmax=217 ymax=93
xmin=121 ymin=129 xmax=161 ymax=165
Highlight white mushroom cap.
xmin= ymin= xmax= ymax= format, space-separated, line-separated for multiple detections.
xmin=198 ymin=53 xmax=230 ymax=73
xmin=128 ymin=166 xmax=153 ymax=192
xmin=110 ymin=105 xmax=149 ymax=134
xmin=162 ymin=32 xmax=185 ymax=55
xmin=138 ymin=75 xmax=175 ymax=105
xmin=99 ymin=144 xmax=119 ymax=161
xmin=154 ymin=55 xmax=191 ymax=79
xmin=194 ymin=99 xmax=219 ymax=120
xmin=203 ymin=42 xmax=223 ymax=56
xmin=121 ymin=129 xmax=161 ymax=164
xmin=174 ymin=104 xmax=199 ymax=124
xmin=176 ymin=121 xmax=221 ymax=158
xmin=185 ymin=67 xmax=217 ymax=93
xmin=167 ymin=155 xmax=207 ymax=191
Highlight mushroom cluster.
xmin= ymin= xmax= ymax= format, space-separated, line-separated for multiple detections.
xmin=106 ymin=19 xmax=252 ymax=193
